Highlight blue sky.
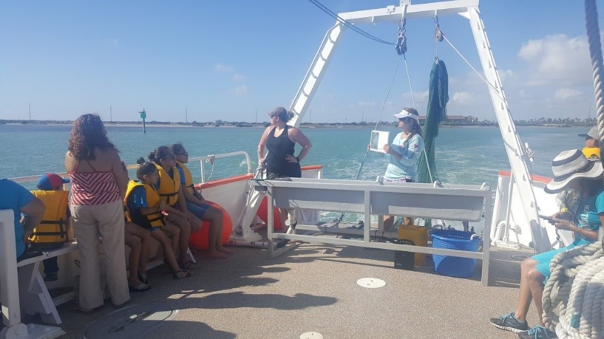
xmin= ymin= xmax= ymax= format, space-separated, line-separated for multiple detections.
xmin=1 ymin=0 xmax=603 ymax=123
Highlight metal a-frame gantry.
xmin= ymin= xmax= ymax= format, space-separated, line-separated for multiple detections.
xmin=239 ymin=0 xmax=552 ymax=253
xmin=288 ymin=0 xmax=553 ymax=253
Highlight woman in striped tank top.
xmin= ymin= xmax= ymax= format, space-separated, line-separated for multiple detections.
xmin=65 ymin=114 xmax=130 ymax=312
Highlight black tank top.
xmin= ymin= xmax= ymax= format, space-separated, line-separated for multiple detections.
xmin=266 ymin=125 xmax=301 ymax=178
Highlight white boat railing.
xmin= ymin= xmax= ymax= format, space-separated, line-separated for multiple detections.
xmin=0 ymin=209 xmax=63 ymax=339
xmin=9 ymin=151 xmax=253 ymax=186
xmin=190 ymin=151 xmax=253 ymax=183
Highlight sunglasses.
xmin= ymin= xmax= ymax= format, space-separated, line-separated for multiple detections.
xmin=177 ymin=152 xmax=189 ymax=156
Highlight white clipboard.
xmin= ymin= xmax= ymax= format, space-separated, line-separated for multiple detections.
xmin=368 ymin=130 xmax=390 ymax=154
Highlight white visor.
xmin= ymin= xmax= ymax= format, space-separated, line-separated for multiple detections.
xmin=393 ymin=109 xmax=419 ymax=121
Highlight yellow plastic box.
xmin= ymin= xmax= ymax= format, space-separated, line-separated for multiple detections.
xmin=398 ymin=225 xmax=429 ymax=266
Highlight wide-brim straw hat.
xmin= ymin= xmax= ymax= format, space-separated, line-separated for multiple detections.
xmin=544 ymin=149 xmax=604 ymax=193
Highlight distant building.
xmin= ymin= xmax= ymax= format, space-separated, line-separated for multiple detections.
xmin=418 ymin=115 xmax=478 ymax=123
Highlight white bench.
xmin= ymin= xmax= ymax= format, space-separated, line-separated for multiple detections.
xmin=16 ymin=241 xmax=79 ymax=325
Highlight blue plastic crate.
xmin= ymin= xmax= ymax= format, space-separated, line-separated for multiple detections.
xmin=431 ymin=230 xmax=480 ymax=278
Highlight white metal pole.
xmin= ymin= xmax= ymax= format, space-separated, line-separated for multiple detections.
xmin=466 ymin=7 xmax=550 ymax=253
xmin=0 ymin=210 xmax=27 ymax=338
xmin=288 ymin=21 xmax=346 ymax=127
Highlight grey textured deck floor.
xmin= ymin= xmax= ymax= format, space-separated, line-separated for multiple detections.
xmin=52 ymin=243 xmax=538 ymax=339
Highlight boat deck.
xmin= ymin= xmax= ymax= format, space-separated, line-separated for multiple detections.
xmin=47 ymin=240 xmax=538 ymax=339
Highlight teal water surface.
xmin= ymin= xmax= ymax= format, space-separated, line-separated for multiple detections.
xmin=0 ymin=124 xmax=585 ymax=187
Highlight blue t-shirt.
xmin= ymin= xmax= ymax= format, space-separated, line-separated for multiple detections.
xmin=384 ymin=133 xmax=425 ymax=181
xmin=128 ymin=182 xmax=161 ymax=210
xmin=176 ymin=165 xmax=186 ymax=185
xmin=573 ymin=189 xmax=604 ymax=245
xmin=0 ymin=179 xmax=34 ymax=257
xmin=130 ymin=186 xmax=149 ymax=209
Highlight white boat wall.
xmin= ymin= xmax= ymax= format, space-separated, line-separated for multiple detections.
xmin=490 ymin=171 xmax=571 ymax=251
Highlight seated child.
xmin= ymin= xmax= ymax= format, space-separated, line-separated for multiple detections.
xmin=172 ymin=143 xmax=234 ymax=258
xmin=28 ymin=173 xmax=71 ymax=281
xmin=120 ymin=161 xmax=152 ymax=292
xmin=125 ymin=159 xmax=191 ymax=279
xmin=124 ymin=220 xmax=152 ymax=291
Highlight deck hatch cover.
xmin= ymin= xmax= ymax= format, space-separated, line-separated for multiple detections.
xmin=356 ymin=277 xmax=386 ymax=288
xmin=79 ymin=302 xmax=178 ymax=339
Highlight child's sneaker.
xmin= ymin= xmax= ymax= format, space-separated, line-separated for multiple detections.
xmin=44 ymin=272 xmax=58 ymax=282
xmin=517 ymin=326 xmax=557 ymax=339
xmin=489 ymin=312 xmax=529 ymax=333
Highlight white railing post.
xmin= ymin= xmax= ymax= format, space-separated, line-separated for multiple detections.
xmin=0 ymin=209 xmax=27 ymax=338
xmin=0 ymin=209 xmax=64 ymax=339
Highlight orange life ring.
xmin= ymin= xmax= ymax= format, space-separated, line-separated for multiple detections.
xmin=257 ymin=196 xmax=283 ymax=230
xmin=189 ymin=202 xmax=233 ymax=250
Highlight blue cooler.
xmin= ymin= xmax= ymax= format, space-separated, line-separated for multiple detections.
xmin=431 ymin=230 xmax=480 ymax=278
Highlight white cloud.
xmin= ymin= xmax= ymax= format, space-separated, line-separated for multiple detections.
xmin=214 ymin=63 xmax=234 ymax=72
xmin=518 ymin=34 xmax=593 ymax=86
xmin=108 ymin=38 xmax=118 ymax=46
xmin=498 ymin=69 xmax=515 ymax=83
xmin=230 ymin=85 xmax=248 ymax=96
xmin=232 ymin=73 xmax=245 ymax=81
xmin=451 ymin=92 xmax=476 ymax=105
xmin=553 ymin=88 xmax=582 ymax=101
xmin=357 ymin=101 xmax=376 ymax=107
xmin=402 ymin=90 xmax=428 ymax=104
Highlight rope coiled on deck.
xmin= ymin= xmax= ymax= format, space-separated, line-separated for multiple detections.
xmin=541 ymin=242 xmax=604 ymax=338
xmin=545 ymin=0 xmax=604 ymax=336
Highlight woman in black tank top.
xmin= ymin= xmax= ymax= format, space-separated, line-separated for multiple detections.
xmin=258 ymin=107 xmax=312 ymax=179
xmin=265 ymin=125 xmax=301 ymax=178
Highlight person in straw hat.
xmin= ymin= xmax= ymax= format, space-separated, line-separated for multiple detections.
xmin=490 ymin=149 xmax=604 ymax=339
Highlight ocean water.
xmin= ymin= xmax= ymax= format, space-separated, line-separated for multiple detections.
xmin=0 ymin=124 xmax=582 ymax=185
xmin=0 ymin=124 xmax=584 ymax=229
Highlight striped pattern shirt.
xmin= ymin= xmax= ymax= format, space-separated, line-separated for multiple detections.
xmin=68 ymin=170 xmax=120 ymax=206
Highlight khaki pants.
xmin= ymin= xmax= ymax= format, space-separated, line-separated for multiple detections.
xmin=71 ymin=199 xmax=129 ymax=309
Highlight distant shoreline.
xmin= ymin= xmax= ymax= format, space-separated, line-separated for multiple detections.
xmin=0 ymin=119 xmax=596 ymax=129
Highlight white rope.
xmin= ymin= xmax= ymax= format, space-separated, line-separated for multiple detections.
xmin=542 ymin=243 xmax=602 ymax=327
xmin=541 ymin=242 xmax=604 ymax=338
xmin=403 ymin=54 xmax=417 ymax=110
xmin=354 ymin=54 xmax=404 ymax=182
xmin=441 ymin=35 xmax=506 ymax=103
xmin=372 ymin=55 xmax=404 ymax=131
xmin=584 ymin=0 xmax=604 ymax=160
xmin=422 ymin=147 xmax=434 ymax=183
xmin=403 ymin=54 xmax=434 ymax=183
xmin=562 ymin=256 xmax=604 ymax=338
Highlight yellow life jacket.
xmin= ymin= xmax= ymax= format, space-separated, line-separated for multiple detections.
xmin=176 ymin=161 xmax=198 ymax=197
xmin=124 ymin=180 xmax=164 ymax=228
xmin=582 ymin=147 xmax=600 ymax=160
xmin=29 ymin=190 xmax=69 ymax=243
xmin=155 ymin=164 xmax=180 ymax=206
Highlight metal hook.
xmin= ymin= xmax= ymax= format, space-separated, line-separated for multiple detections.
xmin=395 ymin=18 xmax=407 ymax=55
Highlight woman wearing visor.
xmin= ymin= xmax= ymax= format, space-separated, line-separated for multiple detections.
xmin=382 ymin=107 xmax=424 ymax=231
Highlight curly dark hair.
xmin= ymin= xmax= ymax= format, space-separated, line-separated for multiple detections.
xmin=68 ymin=114 xmax=117 ymax=161
xmin=148 ymin=146 xmax=174 ymax=165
